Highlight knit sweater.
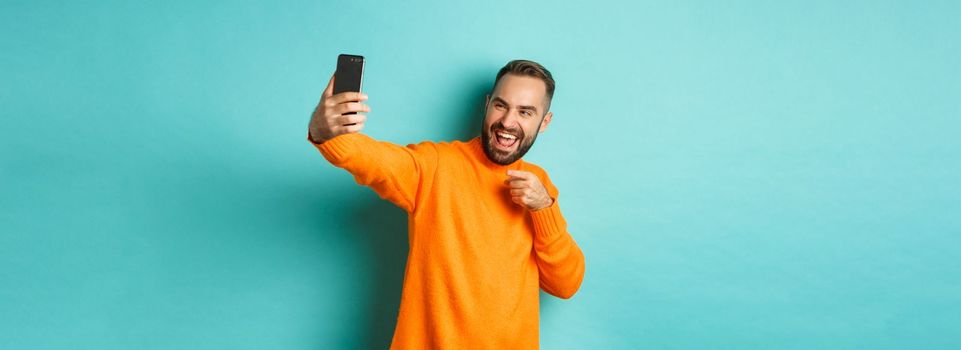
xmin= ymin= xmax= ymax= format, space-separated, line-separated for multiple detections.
xmin=311 ymin=132 xmax=585 ymax=349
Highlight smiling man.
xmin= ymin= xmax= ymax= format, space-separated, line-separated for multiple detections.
xmin=307 ymin=60 xmax=585 ymax=349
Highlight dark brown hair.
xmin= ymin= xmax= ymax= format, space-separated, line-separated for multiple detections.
xmin=491 ymin=59 xmax=555 ymax=103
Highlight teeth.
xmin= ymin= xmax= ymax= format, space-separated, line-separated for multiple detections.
xmin=496 ymin=132 xmax=517 ymax=140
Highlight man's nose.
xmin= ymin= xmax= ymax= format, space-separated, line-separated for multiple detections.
xmin=502 ymin=110 xmax=522 ymax=127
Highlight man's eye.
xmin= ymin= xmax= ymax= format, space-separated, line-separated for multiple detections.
xmin=522 ymin=111 xmax=532 ymax=117
xmin=495 ymin=104 xmax=506 ymax=110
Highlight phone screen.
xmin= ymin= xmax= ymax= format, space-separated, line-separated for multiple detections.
xmin=334 ymin=54 xmax=364 ymax=95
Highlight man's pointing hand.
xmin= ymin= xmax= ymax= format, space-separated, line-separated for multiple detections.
xmin=505 ymin=170 xmax=553 ymax=211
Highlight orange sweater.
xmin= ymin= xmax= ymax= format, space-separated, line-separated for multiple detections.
xmin=312 ymin=133 xmax=585 ymax=349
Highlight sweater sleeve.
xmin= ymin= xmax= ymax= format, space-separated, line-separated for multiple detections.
xmin=529 ymin=172 xmax=586 ymax=299
xmin=309 ymin=132 xmax=437 ymax=212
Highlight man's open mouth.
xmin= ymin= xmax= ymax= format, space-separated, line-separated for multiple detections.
xmin=494 ymin=130 xmax=519 ymax=150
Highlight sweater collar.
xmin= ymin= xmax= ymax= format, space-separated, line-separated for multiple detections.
xmin=468 ymin=136 xmax=524 ymax=171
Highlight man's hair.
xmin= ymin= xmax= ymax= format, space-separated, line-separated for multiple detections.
xmin=491 ymin=59 xmax=555 ymax=105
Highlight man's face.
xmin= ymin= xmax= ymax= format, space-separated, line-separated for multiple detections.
xmin=481 ymin=74 xmax=554 ymax=165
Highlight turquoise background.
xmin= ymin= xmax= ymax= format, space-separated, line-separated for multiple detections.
xmin=2 ymin=0 xmax=959 ymax=348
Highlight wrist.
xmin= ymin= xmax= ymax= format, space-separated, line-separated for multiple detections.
xmin=531 ymin=197 xmax=554 ymax=211
xmin=308 ymin=129 xmax=326 ymax=144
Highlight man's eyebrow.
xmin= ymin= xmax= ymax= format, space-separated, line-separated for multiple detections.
xmin=492 ymin=96 xmax=538 ymax=113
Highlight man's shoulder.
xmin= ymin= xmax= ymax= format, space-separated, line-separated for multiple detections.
xmin=403 ymin=135 xmax=471 ymax=146
xmin=400 ymin=138 xmax=485 ymax=167
xmin=406 ymin=137 xmax=482 ymax=156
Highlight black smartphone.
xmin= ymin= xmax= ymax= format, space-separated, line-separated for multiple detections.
xmin=334 ymin=54 xmax=364 ymax=126
xmin=334 ymin=53 xmax=364 ymax=97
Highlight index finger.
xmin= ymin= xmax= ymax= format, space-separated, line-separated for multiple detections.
xmin=328 ymin=91 xmax=368 ymax=105
xmin=506 ymin=170 xmax=534 ymax=180
xmin=504 ymin=170 xmax=531 ymax=187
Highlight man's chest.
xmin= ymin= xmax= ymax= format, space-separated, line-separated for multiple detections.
xmin=418 ymin=163 xmax=533 ymax=250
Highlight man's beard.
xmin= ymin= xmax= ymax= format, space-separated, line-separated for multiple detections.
xmin=481 ymin=121 xmax=539 ymax=165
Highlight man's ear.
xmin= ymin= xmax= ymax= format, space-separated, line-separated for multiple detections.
xmin=484 ymin=94 xmax=490 ymax=112
xmin=538 ymin=111 xmax=553 ymax=133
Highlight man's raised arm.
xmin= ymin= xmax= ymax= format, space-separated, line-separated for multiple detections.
xmin=307 ymin=74 xmax=437 ymax=212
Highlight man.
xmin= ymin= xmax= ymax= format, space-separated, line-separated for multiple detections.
xmin=307 ymin=60 xmax=585 ymax=349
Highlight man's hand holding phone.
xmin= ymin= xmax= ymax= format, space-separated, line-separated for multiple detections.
xmin=308 ymin=74 xmax=370 ymax=144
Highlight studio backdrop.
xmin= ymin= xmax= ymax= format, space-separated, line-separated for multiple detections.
xmin=2 ymin=0 xmax=959 ymax=349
